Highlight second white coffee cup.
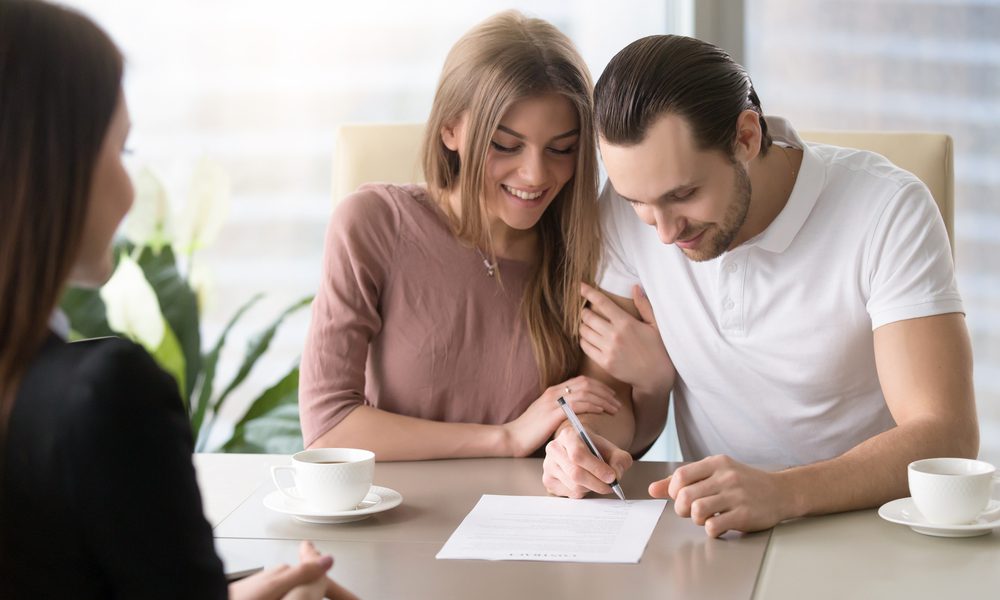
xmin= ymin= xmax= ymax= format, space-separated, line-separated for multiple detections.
xmin=908 ymin=457 xmax=999 ymax=525
xmin=271 ymin=448 xmax=375 ymax=512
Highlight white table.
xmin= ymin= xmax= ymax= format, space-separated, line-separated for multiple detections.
xmin=195 ymin=453 xmax=1000 ymax=599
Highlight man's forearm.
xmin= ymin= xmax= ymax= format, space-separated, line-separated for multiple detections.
xmin=778 ymin=416 xmax=979 ymax=519
xmin=571 ymin=392 xmax=638 ymax=454
xmin=781 ymin=313 xmax=981 ymax=519
xmin=572 ymin=385 xmax=668 ymax=456
xmin=630 ymin=385 xmax=670 ymax=454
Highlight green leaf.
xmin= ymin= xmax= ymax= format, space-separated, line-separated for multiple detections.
xmin=58 ymin=239 xmax=134 ymax=337
xmin=151 ymin=320 xmax=187 ymax=409
xmin=209 ymin=295 xmax=312 ymax=419
xmin=136 ymin=245 xmax=201 ymax=402
xmin=59 ymin=287 xmax=114 ymax=339
xmin=221 ymin=367 xmax=304 ymax=454
xmin=191 ymin=292 xmax=264 ymax=444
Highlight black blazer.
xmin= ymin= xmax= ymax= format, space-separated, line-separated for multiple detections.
xmin=0 ymin=333 xmax=226 ymax=599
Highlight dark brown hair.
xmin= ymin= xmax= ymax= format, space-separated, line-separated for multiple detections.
xmin=0 ymin=0 xmax=123 ymax=422
xmin=594 ymin=35 xmax=772 ymax=158
xmin=421 ymin=11 xmax=601 ymax=388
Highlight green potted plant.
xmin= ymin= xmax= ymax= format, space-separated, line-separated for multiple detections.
xmin=60 ymin=160 xmax=309 ymax=453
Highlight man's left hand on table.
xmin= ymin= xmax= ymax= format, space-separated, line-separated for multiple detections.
xmin=649 ymin=455 xmax=795 ymax=538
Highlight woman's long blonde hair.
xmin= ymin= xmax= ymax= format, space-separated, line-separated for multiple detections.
xmin=421 ymin=11 xmax=601 ymax=389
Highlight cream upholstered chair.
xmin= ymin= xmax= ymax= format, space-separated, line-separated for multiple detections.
xmin=800 ymin=130 xmax=954 ymax=252
xmin=332 ymin=123 xmax=426 ymax=202
xmin=331 ymin=123 xmax=954 ymax=251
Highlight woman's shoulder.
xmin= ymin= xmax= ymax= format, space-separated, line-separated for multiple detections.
xmin=336 ymin=183 xmax=440 ymax=224
xmin=8 ymin=335 xmax=188 ymax=481
xmin=330 ymin=182 xmax=450 ymax=250
xmin=66 ymin=335 xmax=165 ymax=386
xmin=21 ymin=335 xmax=179 ymax=421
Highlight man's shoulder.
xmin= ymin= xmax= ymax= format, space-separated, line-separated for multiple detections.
xmin=598 ymin=180 xmax=648 ymax=230
xmin=809 ymin=142 xmax=924 ymax=198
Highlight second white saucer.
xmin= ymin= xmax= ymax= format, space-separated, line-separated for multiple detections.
xmin=263 ymin=485 xmax=403 ymax=524
xmin=878 ymin=497 xmax=1000 ymax=538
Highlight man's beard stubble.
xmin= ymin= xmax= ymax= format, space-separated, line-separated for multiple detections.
xmin=680 ymin=163 xmax=752 ymax=262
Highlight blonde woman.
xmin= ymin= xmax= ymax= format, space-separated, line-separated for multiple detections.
xmin=300 ymin=11 xmax=622 ymax=459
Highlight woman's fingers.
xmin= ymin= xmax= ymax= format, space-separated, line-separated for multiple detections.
xmin=581 ymin=307 xmax=613 ymax=337
xmin=580 ymin=282 xmax=631 ymax=324
xmin=551 ymin=377 xmax=618 ymax=409
xmin=565 ymin=376 xmax=618 ymax=402
xmin=632 ymin=285 xmax=658 ymax=326
xmin=298 ymin=540 xmax=320 ymax=562
xmin=562 ymin=381 xmax=620 ymax=411
xmin=273 ymin=558 xmax=332 ymax=592
xmin=567 ymin=397 xmax=618 ymax=415
xmin=580 ymin=321 xmax=605 ymax=353
xmin=325 ymin=577 xmax=361 ymax=600
xmin=580 ymin=335 xmax=603 ymax=364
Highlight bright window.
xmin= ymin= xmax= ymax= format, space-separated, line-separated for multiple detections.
xmin=64 ymin=0 xmax=691 ymax=447
xmin=746 ymin=0 xmax=1000 ymax=464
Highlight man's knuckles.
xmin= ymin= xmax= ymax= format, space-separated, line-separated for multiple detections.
xmin=690 ymin=498 xmax=713 ymax=524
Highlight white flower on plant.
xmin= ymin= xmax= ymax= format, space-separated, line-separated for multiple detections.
xmin=123 ymin=166 xmax=171 ymax=250
xmin=175 ymin=158 xmax=231 ymax=254
xmin=99 ymin=254 xmax=165 ymax=351
xmin=187 ymin=260 xmax=215 ymax=314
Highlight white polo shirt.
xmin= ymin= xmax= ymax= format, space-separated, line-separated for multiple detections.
xmin=599 ymin=117 xmax=964 ymax=466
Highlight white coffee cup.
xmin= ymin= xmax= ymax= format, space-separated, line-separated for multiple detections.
xmin=271 ymin=448 xmax=375 ymax=512
xmin=908 ymin=457 xmax=999 ymax=525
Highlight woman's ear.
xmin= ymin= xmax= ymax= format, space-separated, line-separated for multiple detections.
xmin=440 ymin=113 xmax=467 ymax=152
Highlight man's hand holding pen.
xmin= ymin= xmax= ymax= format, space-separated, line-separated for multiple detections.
xmin=543 ymin=414 xmax=633 ymax=500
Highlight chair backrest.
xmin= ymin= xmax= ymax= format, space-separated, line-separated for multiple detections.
xmin=331 ymin=124 xmax=954 ymax=251
xmin=332 ymin=123 xmax=426 ymax=201
xmin=800 ymin=130 xmax=954 ymax=251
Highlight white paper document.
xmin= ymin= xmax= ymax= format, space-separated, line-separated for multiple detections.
xmin=436 ymin=494 xmax=667 ymax=563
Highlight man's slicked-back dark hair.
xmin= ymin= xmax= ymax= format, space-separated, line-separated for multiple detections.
xmin=595 ymin=35 xmax=772 ymax=158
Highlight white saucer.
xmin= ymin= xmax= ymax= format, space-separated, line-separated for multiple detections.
xmin=878 ymin=497 xmax=1000 ymax=537
xmin=263 ymin=485 xmax=403 ymax=524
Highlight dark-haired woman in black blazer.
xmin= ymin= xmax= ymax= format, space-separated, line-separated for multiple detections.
xmin=0 ymin=2 xmax=355 ymax=598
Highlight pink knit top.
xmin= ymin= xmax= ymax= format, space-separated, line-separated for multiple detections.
xmin=299 ymin=183 xmax=541 ymax=447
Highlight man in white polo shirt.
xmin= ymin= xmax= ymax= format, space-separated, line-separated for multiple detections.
xmin=542 ymin=35 xmax=978 ymax=537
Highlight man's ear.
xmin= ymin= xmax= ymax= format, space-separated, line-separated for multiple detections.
xmin=440 ymin=113 xmax=467 ymax=152
xmin=732 ymin=109 xmax=763 ymax=163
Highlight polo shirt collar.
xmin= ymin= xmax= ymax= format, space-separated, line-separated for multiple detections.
xmin=749 ymin=116 xmax=826 ymax=254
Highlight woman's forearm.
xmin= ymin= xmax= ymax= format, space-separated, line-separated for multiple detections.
xmin=308 ymin=405 xmax=511 ymax=461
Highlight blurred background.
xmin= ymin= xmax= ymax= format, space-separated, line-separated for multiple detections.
xmin=62 ymin=0 xmax=997 ymax=462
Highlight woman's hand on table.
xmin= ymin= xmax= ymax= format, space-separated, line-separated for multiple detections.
xmin=502 ymin=375 xmax=621 ymax=457
xmin=229 ymin=540 xmax=359 ymax=600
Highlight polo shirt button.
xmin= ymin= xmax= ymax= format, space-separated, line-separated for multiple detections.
xmin=728 ymin=263 xmax=738 ymax=273
xmin=724 ymin=299 xmax=735 ymax=310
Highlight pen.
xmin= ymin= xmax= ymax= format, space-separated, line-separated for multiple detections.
xmin=557 ymin=397 xmax=627 ymax=502
xmin=225 ymin=566 xmax=264 ymax=582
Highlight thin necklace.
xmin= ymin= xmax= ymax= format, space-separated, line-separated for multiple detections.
xmin=780 ymin=145 xmax=799 ymax=188
xmin=475 ymin=246 xmax=498 ymax=277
